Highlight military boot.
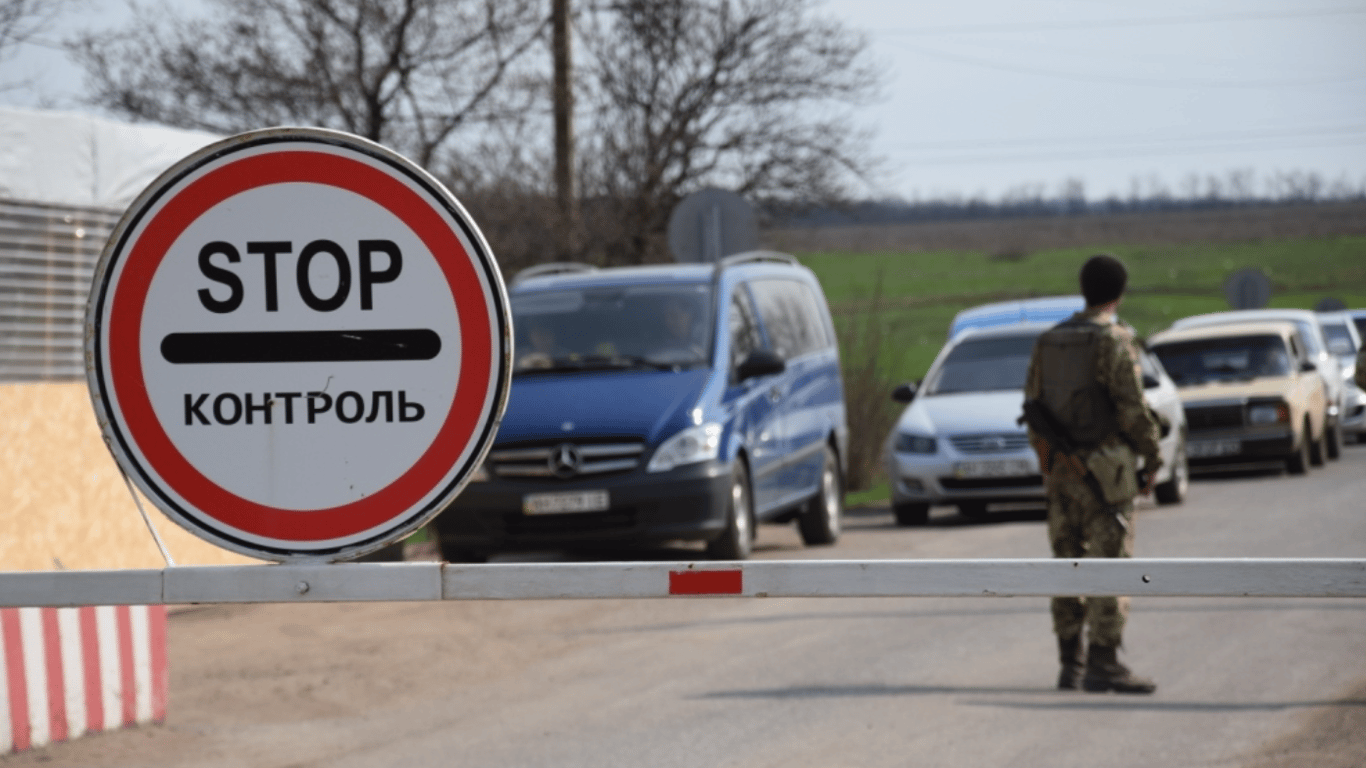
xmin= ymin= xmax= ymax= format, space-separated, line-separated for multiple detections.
xmin=1057 ymin=635 xmax=1085 ymax=690
xmin=1083 ymin=644 xmax=1156 ymax=694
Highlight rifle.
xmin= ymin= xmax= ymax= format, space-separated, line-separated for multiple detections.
xmin=1017 ymin=399 xmax=1111 ymax=505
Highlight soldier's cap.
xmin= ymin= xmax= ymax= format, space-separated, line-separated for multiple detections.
xmin=1080 ymin=254 xmax=1127 ymax=307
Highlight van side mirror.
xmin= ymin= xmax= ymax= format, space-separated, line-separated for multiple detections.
xmin=737 ymin=349 xmax=785 ymax=381
xmin=1300 ymin=360 xmax=1317 ymax=373
xmin=891 ymin=382 xmax=918 ymax=403
xmin=1142 ymin=374 xmax=1160 ymax=389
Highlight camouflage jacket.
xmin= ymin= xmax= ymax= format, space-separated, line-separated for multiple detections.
xmin=1025 ymin=307 xmax=1162 ymax=471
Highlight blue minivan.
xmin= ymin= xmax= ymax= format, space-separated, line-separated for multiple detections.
xmin=432 ymin=252 xmax=849 ymax=560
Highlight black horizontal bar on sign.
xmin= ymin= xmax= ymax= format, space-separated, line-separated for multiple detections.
xmin=160 ymin=329 xmax=442 ymax=364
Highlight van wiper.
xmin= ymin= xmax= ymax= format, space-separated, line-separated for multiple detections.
xmin=580 ymin=354 xmax=677 ymax=371
xmin=513 ymin=354 xmax=676 ymax=375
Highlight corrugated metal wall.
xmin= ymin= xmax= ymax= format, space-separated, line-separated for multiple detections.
xmin=0 ymin=200 xmax=120 ymax=383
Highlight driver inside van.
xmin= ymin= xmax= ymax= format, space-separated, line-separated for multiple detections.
xmin=656 ymin=295 xmax=705 ymax=360
xmin=518 ymin=316 xmax=564 ymax=369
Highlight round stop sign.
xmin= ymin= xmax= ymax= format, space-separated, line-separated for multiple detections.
xmin=86 ymin=128 xmax=511 ymax=562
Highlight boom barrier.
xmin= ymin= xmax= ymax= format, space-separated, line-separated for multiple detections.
xmin=2 ymin=558 xmax=1364 ymax=607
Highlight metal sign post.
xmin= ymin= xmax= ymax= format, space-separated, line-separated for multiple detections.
xmin=85 ymin=128 xmax=512 ymax=563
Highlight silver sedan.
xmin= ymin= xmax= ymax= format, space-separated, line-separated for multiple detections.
xmin=884 ymin=322 xmax=1188 ymax=525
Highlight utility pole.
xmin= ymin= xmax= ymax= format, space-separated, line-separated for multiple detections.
xmin=552 ymin=0 xmax=578 ymax=260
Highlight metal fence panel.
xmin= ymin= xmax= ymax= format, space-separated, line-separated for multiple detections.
xmin=0 ymin=199 xmax=120 ymax=383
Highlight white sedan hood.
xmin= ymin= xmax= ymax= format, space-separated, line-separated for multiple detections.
xmin=896 ymin=391 xmax=1028 ymax=436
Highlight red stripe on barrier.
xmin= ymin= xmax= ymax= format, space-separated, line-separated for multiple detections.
xmin=2 ymin=609 xmax=30 ymax=752
xmin=149 ymin=607 xmax=168 ymax=722
xmin=40 ymin=609 xmax=67 ymax=743
xmin=669 ymin=570 xmax=743 ymax=595
xmin=115 ymin=607 xmax=135 ymax=727
xmin=78 ymin=607 xmax=102 ymax=733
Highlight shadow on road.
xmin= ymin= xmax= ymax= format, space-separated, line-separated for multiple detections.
xmin=699 ymin=684 xmax=1366 ymax=713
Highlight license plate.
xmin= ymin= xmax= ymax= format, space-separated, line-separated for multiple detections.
xmin=953 ymin=459 xmax=1033 ymax=478
xmin=1188 ymin=439 xmax=1241 ymax=458
xmin=523 ymin=490 xmax=610 ymax=515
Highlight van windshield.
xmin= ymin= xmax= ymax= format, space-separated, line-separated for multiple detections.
xmin=1151 ymin=335 xmax=1291 ymax=385
xmin=925 ymin=333 xmax=1040 ymax=394
xmin=512 ymin=284 xmax=714 ymax=374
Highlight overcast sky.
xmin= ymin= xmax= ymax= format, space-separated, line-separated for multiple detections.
xmin=3 ymin=0 xmax=1364 ymax=202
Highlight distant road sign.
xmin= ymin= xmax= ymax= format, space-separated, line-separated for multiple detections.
xmin=667 ymin=188 xmax=758 ymax=263
xmin=86 ymin=128 xmax=511 ymax=562
xmin=1224 ymin=268 xmax=1273 ymax=310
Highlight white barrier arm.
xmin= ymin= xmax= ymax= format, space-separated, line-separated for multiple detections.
xmin=0 ymin=559 xmax=1363 ymax=607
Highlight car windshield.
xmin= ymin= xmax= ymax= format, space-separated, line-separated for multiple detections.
xmin=511 ymin=283 xmax=713 ymax=374
xmin=1151 ymin=335 xmax=1291 ymax=385
xmin=925 ymin=333 xmax=1039 ymax=395
xmin=1321 ymin=322 xmax=1356 ymax=357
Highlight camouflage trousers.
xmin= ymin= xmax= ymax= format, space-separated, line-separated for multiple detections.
xmin=1046 ymin=469 xmax=1135 ymax=648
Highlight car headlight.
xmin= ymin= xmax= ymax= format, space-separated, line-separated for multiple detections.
xmin=1248 ymin=403 xmax=1288 ymax=425
xmin=894 ymin=432 xmax=938 ymax=454
xmin=648 ymin=423 xmax=722 ymax=472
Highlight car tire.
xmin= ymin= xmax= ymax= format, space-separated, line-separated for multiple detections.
xmin=1154 ymin=441 xmax=1189 ymax=506
xmin=957 ymin=502 xmax=989 ymax=520
xmin=1309 ymin=424 xmax=1327 ymax=467
xmin=707 ymin=460 xmax=754 ymax=560
xmin=893 ymin=502 xmax=930 ymax=526
xmin=1286 ymin=422 xmax=1311 ymax=475
xmin=798 ymin=445 xmax=842 ymax=546
xmin=1325 ymin=424 xmax=1342 ymax=460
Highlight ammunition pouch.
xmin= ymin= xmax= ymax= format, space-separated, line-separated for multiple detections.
xmin=1083 ymin=443 xmax=1139 ymax=504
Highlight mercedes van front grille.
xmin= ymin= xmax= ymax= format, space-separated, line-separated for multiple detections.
xmin=489 ymin=439 xmax=645 ymax=479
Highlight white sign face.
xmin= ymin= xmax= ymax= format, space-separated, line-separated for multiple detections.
xmin=86 ymin=129 xmax=511 ymax=562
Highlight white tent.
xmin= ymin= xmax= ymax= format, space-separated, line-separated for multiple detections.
xmin=0 ymin=108 xmax=222 ymax=381
xmin=0 ymin=106 xmax=221 ymax=209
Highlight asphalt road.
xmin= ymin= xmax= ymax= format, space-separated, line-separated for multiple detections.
xmin=8 ymin=448 xmax=1366 ymax=768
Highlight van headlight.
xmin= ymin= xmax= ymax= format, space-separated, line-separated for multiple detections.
xmin=648 ymin=423 xmax=722 ymax=472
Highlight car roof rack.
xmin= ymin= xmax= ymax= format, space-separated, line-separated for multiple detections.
xmin=712 ymin=251 xmax=798 ymax=277
xmin=512 ymin=262 xmax=598 ymax=284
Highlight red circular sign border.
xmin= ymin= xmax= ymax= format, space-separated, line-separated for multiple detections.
xmin=104 ymin=147 xmax=495 ymax=542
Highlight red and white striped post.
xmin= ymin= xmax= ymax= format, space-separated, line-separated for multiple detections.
xmin=0 ymin=605 xmax=166 ymax=754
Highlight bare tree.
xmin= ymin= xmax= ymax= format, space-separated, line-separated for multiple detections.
xmin=576 ymin=0 xmax=882 ymax=263
xmin=1 ymin=0 xmax=78 ymax=91
xmin=69 ymin=0 xmax=546 ymax=168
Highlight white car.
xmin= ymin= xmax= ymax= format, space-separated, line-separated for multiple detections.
xmin=1171 ymin=309 xmax=1344 ymax=459
xmin=884 ymin=320 xmax=1189 ymax=526
xmin=1317 ymin=311 xmax=1366 ymax=443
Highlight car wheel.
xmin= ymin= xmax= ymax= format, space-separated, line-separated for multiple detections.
xmin=893 ymin=502 xmax=930 ymax=526
xmin=1325 ymin=424 xmax=1342 ymax=460
xmin=1154 ymin=441 xmax=1189 ymax=506
xmin=957 ymin=502 xmax=989 ymax=520
xmin=798 ymin=445 xmax=842 ymax=546
xmin=707 ymin=460 xmax=754 ymax=560
xmin=1309 ymin=424 xmax=1327 ymax=467
xmin=1286 ymin=421 xmax=1311 ymax=475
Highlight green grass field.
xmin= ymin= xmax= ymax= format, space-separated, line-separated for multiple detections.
xmin=801 ymin=234 xmax=1366 ymax=384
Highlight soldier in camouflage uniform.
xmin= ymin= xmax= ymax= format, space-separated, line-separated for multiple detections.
xmin=1024 ymin=254 xmax=1162 ymax=694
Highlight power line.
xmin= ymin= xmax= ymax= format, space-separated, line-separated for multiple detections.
xmin=875 ymin=7 xmax=1366 ymax=37
xmin=884 ymin=38 xmax=1366 ymax=89
xmin=887 ymin=131 xmax=1366 ymax=166
xmin=889 ymin=124 xmax=1366 ymax=152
